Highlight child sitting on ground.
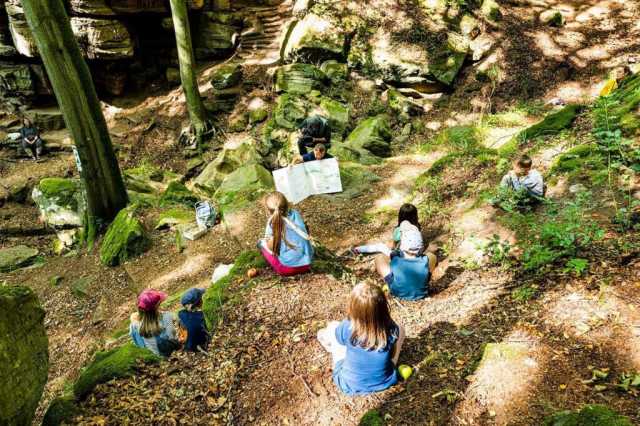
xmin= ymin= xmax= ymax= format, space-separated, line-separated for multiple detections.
xmin=130 ymin=289 xmax=180 ymax=357
xmin=499 ymin=155 xmax=545 ymax=200
xmin=177 ymin=288 xmax=210 ymax=352
xmin=258 ymin=191 xmax=314 ymax=276
xmin=351 ymin=203 xmax=421 ymax=256
xmin=375 ymin=221 xmax=437 ymax=301
xmin=317 ymin=282 xmax=405 ymax=396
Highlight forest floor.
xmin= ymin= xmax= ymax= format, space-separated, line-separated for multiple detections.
xmin=1 ymin=0 xmax=640 ymax=424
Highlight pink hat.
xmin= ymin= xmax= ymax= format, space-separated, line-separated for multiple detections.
xmin=137 ymin=289 xmax=167 ymax=312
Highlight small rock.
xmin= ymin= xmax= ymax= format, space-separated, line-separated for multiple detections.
xmin=539 ymin=9 xmax=565 ymax=26
xmin=569 ymin=183 xmax=587 ymax=194
xmin=0 ymin=245 xmax=40 ymax=273
xmin=72 ymin=277 xmax=91 ymax=298
xmin=92 ymin=297 xmax=108 ymax=325
xmin=49 ymin=276 xmax=62 ymax=286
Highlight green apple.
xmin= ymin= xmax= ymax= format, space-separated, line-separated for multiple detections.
xmin=398 ymin=364 xmax=413 ymax=380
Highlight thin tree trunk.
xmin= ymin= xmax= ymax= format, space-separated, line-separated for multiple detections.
xmin=169 ymin=0 xmax=208 ymax=142
xmin=21 ymin=0 xmax=128 ymax=234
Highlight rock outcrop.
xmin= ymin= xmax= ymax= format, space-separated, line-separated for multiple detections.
xmin=32 ymin=178 xmax=85 ymax=228
xmin=283 ymin=13 xmax=346 ymax=63
xmin=0 ymin=286 xmax=48 ymax=426
xmin=99 ymin=205 xmax=150 ymax=266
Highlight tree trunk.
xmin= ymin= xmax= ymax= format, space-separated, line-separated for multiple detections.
xmin=169 ymin=0 xmax=208 ymax=143
xmin=21 ymin=0 xmax=128 ymax=231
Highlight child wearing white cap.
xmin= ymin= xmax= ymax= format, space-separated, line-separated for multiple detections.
xmin=374 ymin=221 xmax=437 ymax=301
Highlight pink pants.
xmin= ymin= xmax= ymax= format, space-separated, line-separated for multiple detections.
xmin=260 ymin=246 xmax=310 ymax=276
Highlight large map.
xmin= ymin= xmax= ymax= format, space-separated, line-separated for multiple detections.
xmin=273 ymin=158 xmax=343 ymax=204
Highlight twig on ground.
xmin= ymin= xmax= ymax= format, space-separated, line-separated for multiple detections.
xmin=288 ymin=357 xmax=317 ymax=397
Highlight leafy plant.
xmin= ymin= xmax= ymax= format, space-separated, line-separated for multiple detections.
xmin=615 ymin=372 xmax=640 ymax=393
xmin=486 ymin=234 xmax=512 ymax=267
xmin=511 ymin=284 xmax=537 ymax=302
xmin=563 ymin=258 xmax=588 ymax=276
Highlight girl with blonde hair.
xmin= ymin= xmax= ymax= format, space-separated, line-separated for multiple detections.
xmin=129 ymin=289 xmax=179 ymax=357
xmin=317 ymin=282 xmax=405 ymax=395
xmin=258 ymin=191 xmax=314 ymax=276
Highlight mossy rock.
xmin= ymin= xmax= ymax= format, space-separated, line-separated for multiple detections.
xmin=155 ymin=207 xmax=193 ymax=230
xmin=214 ymin=164 xmax=275 ymax=212
xmin=330 ymin=141 xmax=383 ymax=165
xmin=518 ymin=104 xmax=582 ymax=142
xmin=481 ymin=0 xmax=502 ymax=21
xmin=273 ymin=93 xmax=310 ymax=130
xmin=429 ymin=33 xmax=468 ymax=86
xmin=544 ymin=404 xmax=632 ymax=426
xmin=359 ymin=409 xmax=385 ymax=426
xmin=127 ymin=190 xmax=159 ymax=208
xmin=0 ymin=245 xmax=40 ymax=272
xmin=283 ymin=13 xmax=347 ymax=63
xmin=211 ymin=63 xmax=242 ymax=90
xmin=99 ymin=205 xmax=150 ymax=266
xmin=42 ymin=395 xmax=79 ymax=426
xmin=336 ymin=162 xmax=380 ymax=199
xmin=344 ymin=115 xmax=392 ymax=159
xmin=202 ymin=250 xmax=268 ymax=328
xmin=73 ymin=343 xmax=160 ymax=400
xmin=320 ymin=60 xmax=348 ymax=83
xmin=551 ymin=144 xmax=605 ymax=174
xmin=317 ymin=96 xmax=349 ymax=136
xmin=275 ymin=63 xmax=327 ymax=95
xmin=159 ymin=181 xmax=199 ymax=208
xmin=0 ymin=286 xmax=48 ymax=426
xmin=249 ymin=107 xmax=268 ymax=124
xmin=32 ymin=178 xmax=84 ymax=227
xmin=195 ymin=142 xmax=261 ymax=195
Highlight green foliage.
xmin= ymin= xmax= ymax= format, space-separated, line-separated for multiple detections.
xmin=614 ymin=371 xmax=640 ymax=393
xmin=486 ymin=234 xmax=512 ymax=267
xmin=544 ymin=404 xmax=632 ymax=426
xmin=359 ymin=409 xmax=385 ymax=426
xmin=202 ymin=250 xmax=267 ymax=329
xmin=73 ymin=343 xmax=160 ymax=400
xmin=563 ymin=258 xmax=588 ymax=276
xmin=502 ymin=192 xmax=604 ymax=273
xmin=511 ymin=284 xmax=537 ymax=302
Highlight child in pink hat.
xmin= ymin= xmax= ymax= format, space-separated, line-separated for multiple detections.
xmin=129 ymin=289 xmax=179 ymax=357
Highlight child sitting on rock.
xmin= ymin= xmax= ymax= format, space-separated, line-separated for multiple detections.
xmin=375 ymin=221 xmax=437 ymax=301
xmin=499 ymin=155 xmax=545 ymax=200
xmin=130 ymin=289 xmax=179 ymax=357
xmin=258 ymin=191 xmax=314 ymax=276
xmin=177 ymin=288 xmax=210 ymax=352
xmin=317 ymin=282 xmax=405 ymax=396
xmin=350 ymin=203 xmax=421 ymax=256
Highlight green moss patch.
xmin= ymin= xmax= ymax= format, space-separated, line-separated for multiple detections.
xmin=202 ymin=250 xmax=267 ymax=329
xmin=544 ymin=404 xmax=632 ymax=426
xmin=159 ymin=181 xmax=199 ymax=208
xmin=73 ymin=343 xmax=160 ymax=400
xmin=42 ymin=395 xmax=79 ymax=426
xmin=155 ymin=207 xmax=193 ymax=230
xmin=0 ymin=286 xmax=48 ymax=426
xmin=214 ymin=164 xmax=275 ymax=213
xmin=359 ymin=409 xmax=385 ymax=426
xmin=99 ymin=205 xmax=150 ymax=266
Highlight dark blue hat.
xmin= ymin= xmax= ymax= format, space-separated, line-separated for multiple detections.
xmin=181 ymin=288 xmax=205 ymax=306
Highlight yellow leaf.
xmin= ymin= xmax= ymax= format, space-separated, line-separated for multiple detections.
xmin=600 ymin=79 xmax=618 ymax=96
xmin=559 ymin=384 xmax=567 ymax=390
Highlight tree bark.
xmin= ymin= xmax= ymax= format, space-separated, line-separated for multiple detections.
xmin=20 ymin=0 xmax=128 ymax=228
xmin=169 ymin=0 xmax=208 ymax=143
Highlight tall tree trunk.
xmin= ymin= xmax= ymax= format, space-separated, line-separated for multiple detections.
xmin=168 ymin=0 xmax=208 ymax=144
xmin=21 ymin=0 xmax=128 ymax=234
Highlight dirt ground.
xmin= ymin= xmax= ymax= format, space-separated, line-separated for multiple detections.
xmin=2 ymin=0 xmax=640 ymax=424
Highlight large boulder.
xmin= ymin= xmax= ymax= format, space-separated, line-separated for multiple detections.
xmin=0 ymin=245 xmax=40 ymax=273
xmin=315 ymin=96 xmax=349 ymax=136
xmin=194 ymin=141 xmax=260 ymax=195
xmin=99 ymin=205 xmax=150 ymax=266
xmin=342 ymin=114 xmax=392 ymax=159
xmin=6 ymin=0 xmax=38 ymax=58
xmin=273 ymin=93 xmax=308 ymax=130
xmin=32 ymin=178 xmax=84 ymax=228
xmin=348 ymin=28 xmax=467 ymax=87
xmin=214 ymin=163 xmax=275 ymax=211
xmin=210 ymin=63 xmax=243 ymax=90
xmin=195 ymin=12 xmax=240 ymax=59
xmin=283 ymin=13 xmax=347 ymax=63
xmin=0 ymin=286 xmax=48 ymax=426
xmin=70 ymin=18 xmax=134 ymax=60
xmin=275 ymin=63 xmax=327 ymax=95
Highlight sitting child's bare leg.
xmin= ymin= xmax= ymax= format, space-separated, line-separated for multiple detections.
xmin=375 ymin=254 xmax=392 ymax=279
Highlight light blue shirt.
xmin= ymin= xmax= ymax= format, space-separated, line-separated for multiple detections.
xmin=130 ymin=312 xmax=178 ymax=357
xmin=500 ymin=170 xmax=544 ymax=197
xmin=265 ymin=209 xmax=314 ymax=267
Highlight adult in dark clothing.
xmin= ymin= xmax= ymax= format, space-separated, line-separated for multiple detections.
xmin=297 ymin=115 xmax=331 ymax=155
xmin=20 ymin=118 xmax=43 ymax=160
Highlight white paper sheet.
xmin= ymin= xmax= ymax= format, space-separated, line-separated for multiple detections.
xmin=273 ymin=158 xmax=343 ymax=204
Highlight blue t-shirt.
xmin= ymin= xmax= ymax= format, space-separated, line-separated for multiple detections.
xmin=265 ymin=209 xmax=314 ymax=267
xmin=389 ymin=251 xmax=430 ymax=301
xmin=302 ymin=152 xmax=333 ymax=162
xmin=333 ymin=319 xmax=399 ymax=395
xmin=178 ymin=310 xmax=209 ymax=352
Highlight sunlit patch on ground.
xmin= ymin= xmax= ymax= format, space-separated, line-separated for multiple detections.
xmin=454 ymin=330 xmax=547 ymax=425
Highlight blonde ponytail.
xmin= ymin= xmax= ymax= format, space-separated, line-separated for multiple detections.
xmin=265 ymin=192 xmax=295 ymax=258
